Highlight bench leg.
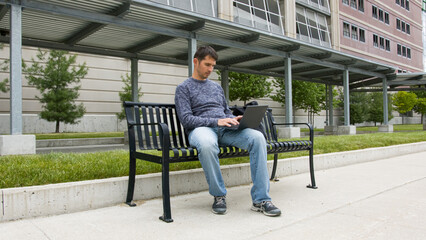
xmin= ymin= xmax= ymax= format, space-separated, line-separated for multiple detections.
xmin=126 ymin=155 xmax=137 ymax=207
xmin=159 ymin=157 xmax=173 ymax=223
xmin=306 ymin=148 xmax=317 ymax=189
xmin=270 ymin=154 xmax=279 ymax=181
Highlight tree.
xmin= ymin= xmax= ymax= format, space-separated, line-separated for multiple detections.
xmin=348 ymin=92 xmax=370 ymax=125
xmin=392 ymin=91 xmax=417 ymax=123
xmin=116 ymin=73 xmax=142 ymax=121
xmin=219 ymin=71 xmax=272 ymax=105
xmin=413 ymin=97 xmax=426 ymax=124
xmin=0 ymin=44 xmax=9 ymax=93
xmin=24 ymin=49 xmax=88 ymax=133
xmin=272 ymin=78 xmax=327 ymax=125
xmin=366 ymin=92 xmax=393 ymax=126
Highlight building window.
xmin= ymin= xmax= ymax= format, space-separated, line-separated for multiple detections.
xmin=343 ymin=0 xmax=349 ymax=5
xmin=397 ymin=0 xmax=410 ymax=10
xmin=397 ymin=44 xmax=401 ymax=55
xmin=379 ymin=37 xmax=384 ymax=49
xmin=402 ymin=46 xmax=406 ymax=57
xmin=401 ymin=22 xmax=406 ymax=32
xmin=343 ymin=22 xmax=350 ymax=37
xmin=373 ymin=34 xmax=378 ymax=47
xmin=384 ymin=12 xmax=389 ymax=24
xmin=358 ymin=0 xmax=364 ymax=12
xmin=407 ymin=48 xmax=411 ymax=59
xmin=385 ymin=39 xmax=390 ymax=51
xmin=296 ymin=6 xmax=331 ymax=47
xmin=350 ymin=0 xmax=356 ymax=8
xmin=233 ymin=0 xmax=285 ymax=35
xmin=372 ymin=5 xmax=377 ymax=18
xmin=378 ymin=9 xmax=384 ymax=21
xmin=152 ymin=0 xmax=218 ymax=17
xmin=359 ymin=28 xmax=365 ymax=42
xmin=396 ymin=18 xmax=401 ymax=30
xmin=406 ymin=24 xmax=410 ymax=34
xmin=351 ymin=25 xmax=358 ymax=40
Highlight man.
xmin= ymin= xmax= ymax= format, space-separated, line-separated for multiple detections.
xmin=175 ymin=46 xmax=281 ymax=217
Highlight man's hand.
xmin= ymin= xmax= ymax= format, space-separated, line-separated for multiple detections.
xmin=218 ymin=116 xmax=243 ymax=127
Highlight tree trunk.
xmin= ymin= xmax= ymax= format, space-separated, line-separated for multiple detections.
xmin=55 ymin=121 xmax=60 ymax=133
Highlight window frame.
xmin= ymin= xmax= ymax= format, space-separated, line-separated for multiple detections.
xmin=385 ymin=39 xmax=390 ymax=51
xmin=359 ymin=28 xmax=365 ymax=42
xmin=372 ymin=5 xmax=378 ymax=19
xmin=343 ymin=21 xmax=351 ymax=38
xmin=373 ymin=34 xmax=379 ymax=48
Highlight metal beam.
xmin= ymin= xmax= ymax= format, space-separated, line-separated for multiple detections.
xmin=351 ymin=88 xmax=426 ymax=92
xmin=0 ymin=36 xmax=188 ymax=65
xmin=349 ymin=78 xmax=382 ymax=89
xmin=126 ymin=20 xmax=205 ymax=53
xmin=285 ymin=57 xmax=292 ymax=124
xmin=218 ymin=52 xmax=269 ymax=66
xmin=298 ymin=69 xmax=342 ymax=78
xmin=309 ymin=52 xmax=332 ymax=59
xmin=176 ymin=33 xmax=260 ymax=60
xmin=131 ymin=58 xmax=139 ymax=102
xmin=188 ymin=37 xmax=196 ymax=77
xmin=221 ymin=68 xmax=229 ymax=103
xmin=64 ymin=2 xmax=131 ymax=45
xmin=9 ymin=3 xmax=22 ymax=135
xmin=382 ymin=78 xmax=388 ymax=125
xmin=343 ymin=69 xmax=350 ymax=126
xmin=387 ymin=80 xmax=426 ymax=86
xmin=218 ymin=44 xmax=299 ymax=66
xmin=251 ymin=60 xmax=284 ymax=71
xmin=328 ymin=84 xmax=334 ymax=126
xmin=292 ymin=65 xmax=325 ymax=74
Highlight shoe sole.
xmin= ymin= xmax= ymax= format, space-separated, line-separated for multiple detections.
xmin=212 ymin=208 xmax=227 ymax=215
xmin=251 ymin=206 xmax=281 ymax=217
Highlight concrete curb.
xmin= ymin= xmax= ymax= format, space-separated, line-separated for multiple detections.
xmin=1 ymin=142 xmax=426 ymax=222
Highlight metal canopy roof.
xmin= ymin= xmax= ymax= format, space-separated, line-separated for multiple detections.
xmin=0 ymin=0 xmax=399 ymax=89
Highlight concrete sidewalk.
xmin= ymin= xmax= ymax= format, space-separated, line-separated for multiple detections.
xmin=1 ymin=151 xmax=426 ymax=240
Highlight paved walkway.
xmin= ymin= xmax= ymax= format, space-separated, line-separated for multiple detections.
xmin=1 ymin=151 xmax=426 ymax=240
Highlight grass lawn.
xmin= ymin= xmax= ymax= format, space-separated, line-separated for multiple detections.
xmin=1 ymin=131 xmax=425 ymax=189
xmin=300 ymin=124 xmax=423 ymax=133
xmin=33 ymin=132 xmax=124 ymax=140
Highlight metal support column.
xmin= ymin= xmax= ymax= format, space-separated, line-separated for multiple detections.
xmin=188 ymin=37 xmax=197 ymax=77
xmin=284 ymin=57 xmax=292 ymax=123
xmin=382 ymin=78 xmax=389 ymax=125
xmin=343 ymin=69 xmax=350 ymax=126
xmin=130 ymin=58 xmax=139 ymax=102
xmin=9 ymin=4 xmax=22 ymax=135
xmin=221 ymin=68 xmax=229 ymax=103
xmin=328 ymin=84 xmax=334 ymax=126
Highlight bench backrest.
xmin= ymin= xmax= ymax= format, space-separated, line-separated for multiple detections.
xmin=124 ymin=101 xmax=278 ymax=151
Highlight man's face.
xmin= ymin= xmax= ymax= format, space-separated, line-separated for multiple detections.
xmin=194 ymin=55 xmax=216 ymax=80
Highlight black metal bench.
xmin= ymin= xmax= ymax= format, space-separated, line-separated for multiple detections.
xmin=124 ymin=101 xmax=317 ymax=223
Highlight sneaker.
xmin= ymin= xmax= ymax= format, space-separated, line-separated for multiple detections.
xmin=212 ymin=196 xmax=227 ymax=214
xmin=251 ymin=201 xmax=281 ymax=217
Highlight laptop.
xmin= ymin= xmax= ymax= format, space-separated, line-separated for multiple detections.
xmin=227 ymin=105 xmax=268 ymax=130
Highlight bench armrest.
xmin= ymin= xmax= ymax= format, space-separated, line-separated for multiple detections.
xmin=271 ymin=122 xmax=314 ymax=142
xmin=127 ymin=122 xmax=171 ymax=151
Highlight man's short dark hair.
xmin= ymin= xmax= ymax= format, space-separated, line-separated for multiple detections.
xmin=194 ymin=46 xmax=218 ymax=62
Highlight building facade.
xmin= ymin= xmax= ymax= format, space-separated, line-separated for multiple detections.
xmin=0 ymin=0 xmax=423 ymax=134
xmin=339 ymin=0 xmax=423 ymax=73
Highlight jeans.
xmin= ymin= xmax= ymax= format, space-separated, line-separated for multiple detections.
xmin=188 ymin=127 xmax=271 ymax=204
